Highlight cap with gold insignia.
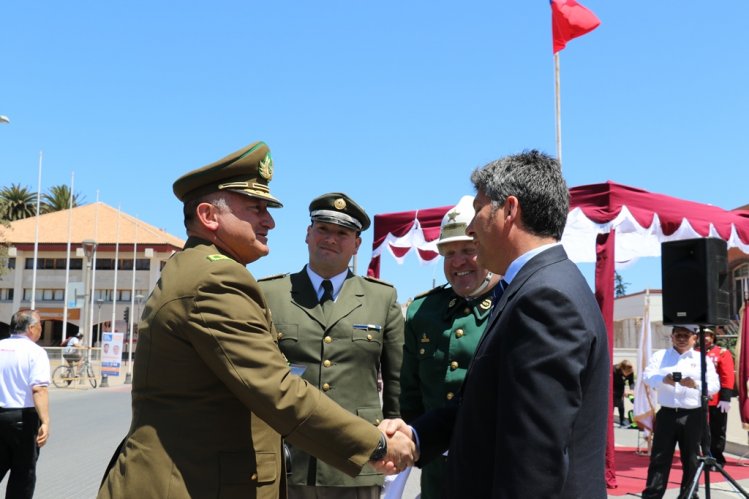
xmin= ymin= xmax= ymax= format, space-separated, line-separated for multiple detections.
xmin=309 ymin=192 xmax=370 ymax=232
xmin=437 ymin=195 xmax=475 ymax=252
xmin=172 ymin=141 xmax=283 ymax=207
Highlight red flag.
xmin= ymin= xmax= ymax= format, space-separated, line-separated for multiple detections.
xmin=550 ymin=0 xmax=601 ymax=53
xmin=738 ymin=300 xmax=749 ymax=427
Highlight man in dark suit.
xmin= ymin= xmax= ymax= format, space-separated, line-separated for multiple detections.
xmin=98 ymin=142 xmax=413 ymax=499
xmin=384 ymin=150 xmax=609 ymax=498
xmin=259 ymin=192 xmax=404 ymax=499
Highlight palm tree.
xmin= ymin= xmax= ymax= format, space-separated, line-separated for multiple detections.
xmin=0 ymin=183 xmax=38 ymax=221
xmin=42 ymin=184 xmax=85 ymax=213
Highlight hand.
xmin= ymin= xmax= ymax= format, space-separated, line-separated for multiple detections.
xmin=37 ymin=422 xmax=49 ymax=447
xmin=717 ymin=400 xmax=731 ymax=413
xmin=369 ymin=419 xmax=419 ymax=475
xmin=680 ymin=377 xmax=697 ymax=389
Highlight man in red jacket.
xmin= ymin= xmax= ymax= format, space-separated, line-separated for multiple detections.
xmin=701 ymin=327 xmax=736 ymax=468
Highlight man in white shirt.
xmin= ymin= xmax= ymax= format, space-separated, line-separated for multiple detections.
xmin=641 ymin=325 xmax=719 ymax=499
xmin=0 ymin=309 xmax=51 ymax=499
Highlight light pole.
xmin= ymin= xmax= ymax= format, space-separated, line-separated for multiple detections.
xmin=0 ymin=115 xmax=9 ymax=125
xmin=81 ymin=240 xmax=97 ymax=363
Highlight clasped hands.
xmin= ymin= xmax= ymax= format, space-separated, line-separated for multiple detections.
xmin=370 ymin=418 xmax=419 ymax=475
xmin=664 ymin=373 xmax=697 ymax=389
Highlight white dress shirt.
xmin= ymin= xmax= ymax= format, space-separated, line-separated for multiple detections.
xmin=643 ymin=347 xmax=719 ymax=409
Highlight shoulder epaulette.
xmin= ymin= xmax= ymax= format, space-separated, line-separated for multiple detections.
xmin=258 ymin=273 xmax=289 ymax=282
xmin=413 ymin=284 xmax=449 ymax=300
xmin=206 ymin=254 xmax=231 ymax=262
xmin=362 ymin=275 xmax=394 ymax=288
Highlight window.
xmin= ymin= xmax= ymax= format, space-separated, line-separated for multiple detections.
xmin=22 ymin=288 xmax=64 ymax=301
xmin=23 ymin=258 xmax=82 ymax=270
xmin=0 ymin=289 xmax=13 ymax=301
xmin=6 ymin=258 xmax=15 ymax=269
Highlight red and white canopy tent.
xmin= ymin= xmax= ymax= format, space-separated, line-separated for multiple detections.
xmin=367 ymin=180 xmax=749 ymax=487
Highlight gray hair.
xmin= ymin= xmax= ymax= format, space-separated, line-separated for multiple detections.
xmin=183 ymin=192 xmax=231 ymax=230
xmin=470 ymin=150 xmax=569 ymax=240
xmin=11 ymin=309 xmax=40 ymax=335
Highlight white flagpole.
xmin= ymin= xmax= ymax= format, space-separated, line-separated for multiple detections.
xmin=31 ymin=151 xmax=42 ymax=309
xmin=62 ymin=172 xmax=74 ymax=342
xmin=633 ymin=290 xmax=656 ymax=453
xmin=554 ymin=53 xmax=563 ymax=168
xmin=126 ymin=220 xmax=138 ymax=383
xmin=111 ymin=207 xmax=121 ymax=332
xmin=90 ymin=192 xmax=100 ymax=346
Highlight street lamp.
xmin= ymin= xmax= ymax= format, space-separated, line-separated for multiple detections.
xmin=0 ymin=115 xmax=9 ymax=125
xmin=81 ymin=240 xmax=96 ymax=371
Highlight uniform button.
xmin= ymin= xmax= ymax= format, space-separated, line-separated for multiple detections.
xmin=323 ymin=360 xmax=332 ymax=368
xmin=419 ymin=348 xmax=425 ymax=355
xmin=277 ymin=332 xmax=283 ymax=340
xmin=367 ymin=334 xmax=373 ymax=341
xmin=455 ymin=329 xmax=464 ymax=338
xmin=446 ymin=392 xmax=454 ymax=400
xmin=450 ymin=361 xmax=458 ymax=370
xmin=324 ymin=336 xmax=332 ymax=344
xmin=463 ymin=307 xmax=470 ymax=314
xmin=322 ymin=383 xmax=330 ymax=391
xmin=375 ymin=418 xmax=381 ymax=425
xmin=251 ymin=473 xmax=258 ymax=481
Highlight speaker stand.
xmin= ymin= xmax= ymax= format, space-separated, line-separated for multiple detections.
xmin=684 ymin=327 xmax=749 ymax=499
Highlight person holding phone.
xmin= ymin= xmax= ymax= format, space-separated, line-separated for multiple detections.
xmin=641 ymin=325 xmax=720 ymax=499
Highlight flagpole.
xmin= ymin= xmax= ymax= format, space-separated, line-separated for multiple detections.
xmin=62 ymin=172 xmax=74 ymax=342
xmin=101 ymin=206 xmax=120 ymax=388
xmin=90 ymin=192 xmax=100 ymax=347
xmin=31 ymin=151 xmax=42 ymax=310
xmin=554 ymin=52 xmax=563 ymax=168
xmin=125 ymin=220 xmax=138 ymax=384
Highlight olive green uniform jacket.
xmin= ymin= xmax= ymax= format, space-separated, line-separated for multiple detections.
xmin=258 ymin=268 xmax=404 ymax=488
xmin=98 ymin=238 xmax=381 ymax=499
xmin=399 ymin=284 xmax=493 ymax=499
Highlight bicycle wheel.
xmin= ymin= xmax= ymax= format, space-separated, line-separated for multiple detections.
xmin=86 ymin=364 xmax=97 ymax=388
xmin=52 ymin=365 xmax=73 ymax=388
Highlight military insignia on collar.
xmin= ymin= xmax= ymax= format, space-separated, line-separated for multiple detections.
xmin=259 ymin=153 xmax=273 ymax=180
xmin=420 ymin=333 xmax=430 ymax=343
xmin=334 ymin=198 xmax=346 ymax=210
xmin=206 ymin=254 xmax=230 ymax=262
xmin=480 ymin=299 xmax=492 ymax=310
xmin=448 ymin=298 xmax=457 ymax=308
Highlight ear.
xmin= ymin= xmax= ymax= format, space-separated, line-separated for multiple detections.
xmin=352 ymin=236 xmax=362 ymax=255
xmin=505 ymin=196 xmax=520 ymax=221
xmin=195 ymin=202 xmax=220 ymax=232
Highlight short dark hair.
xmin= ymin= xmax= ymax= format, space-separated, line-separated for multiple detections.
xmin=470 ymin=150 xmax=569 ymax=240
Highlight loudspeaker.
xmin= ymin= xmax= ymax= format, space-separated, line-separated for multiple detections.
xmin=661 ymin=238 xmax=729 ymax=326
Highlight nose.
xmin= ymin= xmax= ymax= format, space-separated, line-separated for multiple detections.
xmin=264 ymin=211 xmax=276 ymax=229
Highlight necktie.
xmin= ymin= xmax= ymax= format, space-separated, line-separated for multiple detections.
xmin=320 ymin=280 xmax=334 ymax=319
xmin=489 ymin=279 xmax=508 ymax=321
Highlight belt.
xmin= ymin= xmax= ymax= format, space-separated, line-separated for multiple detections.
xmin=660 ymin=407 xmax=700 ymax=413
xmin=0 ymin=407 xmax=36 ymax=414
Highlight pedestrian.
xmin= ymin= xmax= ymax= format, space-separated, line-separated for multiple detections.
xmin=97 ymin=141 xmax=414 ymax=499
xmin=259 ymin=192 xmax=405 ymax=499
xmin=641 ymin=325 xmax=719 ymax=499
xmin=613 ymin=359 xmax=635 ymax=427
xmin=0 ymin=308 xmax=51 ymax=499
xmin=697 ymin=326 xmax=735 ymax=467
xmin=399 ymin=194 xmax=501 ymax=499
xmin=383 ymin=150 xmax=610 ymax=498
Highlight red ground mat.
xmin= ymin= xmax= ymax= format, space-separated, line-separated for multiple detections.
xmin=609 ymin=447 xmax=749 ymax=496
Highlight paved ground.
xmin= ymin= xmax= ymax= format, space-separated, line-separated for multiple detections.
xmin=4 ymin=375 xmax=749 ymax=498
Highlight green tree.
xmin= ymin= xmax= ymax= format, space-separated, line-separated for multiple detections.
xmin=42 ymin=184 xmax=84 ymax=213
xmin=615 ymin=271 xmax=629 ymax=297
xmin=0 ymin=183 xmax=37 ymax=221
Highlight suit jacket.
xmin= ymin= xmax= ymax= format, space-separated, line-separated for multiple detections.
xmin=412 ymin=245 xmax=609 ymax=498
xmin=258 ymin=267 xmax=404 ymax=487
xmin=97 ymin=238 xmax=381 ymax=499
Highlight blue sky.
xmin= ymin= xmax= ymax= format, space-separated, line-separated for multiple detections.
xmin=2 ymin=1 xmax=748 ymax=302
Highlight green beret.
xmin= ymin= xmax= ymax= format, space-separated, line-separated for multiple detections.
xmin=172 ymin=141 xmax=283 ymax=207
xmin=309 ymin=192 xmax=370 ymax=232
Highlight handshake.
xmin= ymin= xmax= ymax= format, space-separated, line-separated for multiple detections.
xmin=370 ymin=418 xmax=420 ymax=475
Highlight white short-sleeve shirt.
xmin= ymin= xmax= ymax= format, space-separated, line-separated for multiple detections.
xmin=0 ymin=335 xmax=51 ymax=408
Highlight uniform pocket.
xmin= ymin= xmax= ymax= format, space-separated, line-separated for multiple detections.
xmin=275 ymin=323 xmax=299 ymax=343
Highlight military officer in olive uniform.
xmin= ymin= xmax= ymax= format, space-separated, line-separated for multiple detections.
xmin=399 ymin=195 xmax=501 ymax=499
xmin=259 ymin=193 xmax=405 ymax=499
xmin=98 ymin=143 xmax=413 ymax=499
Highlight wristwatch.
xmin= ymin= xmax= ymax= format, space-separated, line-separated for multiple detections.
xmin=369 ymin=434 xmax=387 ymax=461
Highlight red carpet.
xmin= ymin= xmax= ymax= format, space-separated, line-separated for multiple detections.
xmin=609 ymin=447 xmax=749 ymax=496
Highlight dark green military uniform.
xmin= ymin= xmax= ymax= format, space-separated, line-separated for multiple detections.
xmin=399 ymin=284 xmax=493 ymax=499
xmin=259 ymin=268 xmax=404 ymax=489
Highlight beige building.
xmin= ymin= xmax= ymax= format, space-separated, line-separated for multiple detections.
xmin=0 ymin=202 xmax=184 ymax=345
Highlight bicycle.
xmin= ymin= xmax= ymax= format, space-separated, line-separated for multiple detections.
xmin=52 ymin=353 xmax=98 ymax=388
